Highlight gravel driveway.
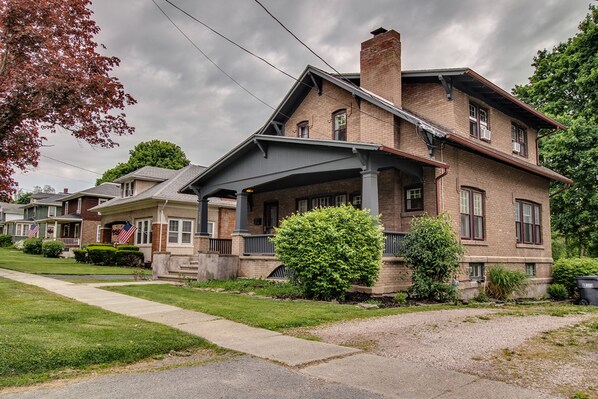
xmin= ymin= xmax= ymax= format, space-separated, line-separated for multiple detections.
xmin=308 ymin=307 xmax=592 ymax=397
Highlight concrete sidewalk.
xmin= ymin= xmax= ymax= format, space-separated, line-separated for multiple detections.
xmin=0 ymin=268 xmax=555 ymax=399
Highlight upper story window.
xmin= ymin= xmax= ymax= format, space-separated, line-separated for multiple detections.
xmin=47 ymin=206 xmax=56 ymax=217
xmin=405 ymin=185 xmax=423 ymax=211
xmin=297 ymin=121 xmax=309 ymax=139
xmin=515 ymin=200 xmax=541 ymax=244
xmin=511 ymin=124 xmax=528 ymax=157
xmin=76 ymin=198 xmax=82 ymax=214
xmin=469 ymin=103 xmax=490 ymax=140
xmin=122 ymin=181 xmax=134 ymax=197
xmin=64 ymin=201 xmax=69 ymax=215
xmin=332 ymin=109 xmax=347 ymax=141
xmin=460 ymin=187 xmax=484 ymax=240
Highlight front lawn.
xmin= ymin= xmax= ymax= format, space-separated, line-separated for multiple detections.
xmin=106 ymin=284 xmax=457 ymax=331
xmin=0 ymin=248 xmax=150 ymax=275
xmin=0 ymin=279 xmax=215 ymax=387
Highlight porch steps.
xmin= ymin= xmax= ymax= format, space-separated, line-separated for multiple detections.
xmin=157 ymin=264 xmax=198 ymax=282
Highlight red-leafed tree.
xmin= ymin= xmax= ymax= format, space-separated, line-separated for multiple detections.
xmin=0 ymin=0 xmax=136 ymax=201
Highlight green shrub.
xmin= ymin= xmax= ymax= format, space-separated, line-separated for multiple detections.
xmin=552 ymin=258 xmax=598 ymax=297
xmin=87 ymin=246 xmax=117 ymax=265
xmin=394 ymin=292 xmax=408 ymax=305
xmin=486 ymin=265 xmax=528 ymax=301
xmin=472 ymin=290 xmax=491 ymax=303
xmin=23 ymin=238 xmax=43 ymax=255
xmin=400 ymin=213 xmax=463 ymax=302
xmin=272 ymin=205 xmax=384 ymax=301
xmin=42 ymin=240 xmax=65 ymax=258
xmin=13 ymin=239 xmax=24 ymax=250
xmin=86 ymin=242 xmax=114 ymax=247
xmin=72 ymin=249 xmax=89 ymax=263
xmin=0 ymin=234 xmax=12 ymax=247
xmin=547 ymin=283 xmax=568 ymax=301
xmin=115 ymin=250 xmax=144 ymax=267
xmin=116 ymin=244 xmax=139 ymax=251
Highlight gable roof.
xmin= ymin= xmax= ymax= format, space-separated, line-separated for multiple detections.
xmin=0 ymin=202 xmax=24 ymax=214
xmin=22 ymin=193 xmax=69 ymax=208
xmin=91 ymin=165 xmax=208 ymax=211
xmin=112 ymin=166 xmax=179 ymax=184
xmin=60 ymin=183 xmax=120 ymax=202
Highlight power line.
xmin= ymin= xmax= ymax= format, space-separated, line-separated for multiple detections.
xmin=152 ymin=0 xmax=277 ymax=111
xmin=41 ymin=155 xmax=102 ymax=175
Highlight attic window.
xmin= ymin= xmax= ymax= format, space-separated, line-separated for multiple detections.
xmin=123 ymin=182 xmax=134 ymax=197
xmin=332 ymin=109 xmax=347 ymax=141
xmin=297 ymin=121 xmax=309 ymax=138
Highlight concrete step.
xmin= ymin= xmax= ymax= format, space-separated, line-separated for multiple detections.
xmin=179 ymin=264 xmax=199 ymax=270
xmin=156 ymin=275 xmax=196 ymax=282
xmin=188 ymin=260 xmax=199 ymax=265
xmin=167 ymin=269 xmax=198 ymax=278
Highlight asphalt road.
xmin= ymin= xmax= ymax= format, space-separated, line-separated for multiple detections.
xmin=0 ymin=356 xmax=382 ymax=399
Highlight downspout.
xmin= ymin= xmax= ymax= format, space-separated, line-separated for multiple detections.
xmin=549 ymin=183 xmax=572 ymax=198
xmin=435 ymin=167 xmax=449 ymax=215
xmin=158 ymin=200 xmax=168 ymax=252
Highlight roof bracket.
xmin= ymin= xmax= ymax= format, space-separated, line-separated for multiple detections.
xmin=309 ymin=72 xmax=322 ymax=96
xmin=352 ymin=148 xmax=367 ymax=170
xmin=438 ymin=75 xmax=453 ymax=101
xmin=253 ymin=139 xmax=268 ymax=159
xmin=353 ymin=94 xmax=361 ymax=109
xmin=271 ymin=121 xmax=284 ymax=136
xmin=419 ymin=126 xmax=436 ymax=157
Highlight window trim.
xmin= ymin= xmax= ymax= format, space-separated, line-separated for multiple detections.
xmin=460 ymin=187 xmax=485 ymax=241
xmin=332 ymin=109 xmax=347 ymax=141
xmin=515 ymin=199 xmax=542 ymax=245
xmin=525 ymin=263 xmax=536 ymax=277
xmin=469 ymin=103 xmax=489 ymax=140
xmin=297 ymin=120 xmax=309 ymax=139
xmin=76 ymin=198 xmax=82 ymax=214
xmin=123 ymin=181 xmax=134 ymax=198
xmin=135 ymin=218 xmax=153 ymax=246
xmin=64 ymin=201 xmax=69 ymax=215
xmin=511 ymin=124 xmax=528 ymax=158
xmin=469 ymin=263 xmax=485 ymax=282
xmin=167 ymin=218 xmax=194 ymax=246
xmin=47 ymin=206 xmax=56 ymax=218
xmin=404 ymin=184 xmax=424 ymax=212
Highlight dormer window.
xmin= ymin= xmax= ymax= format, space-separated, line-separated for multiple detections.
xmin=297 ymin=121 xmax=309 ymax=138
xmin=469 ymin=103 xmax=489 ymax=140
xmin=332 ymin=110 xmax=347 ymax=141
xmin=122 ymin=181 xmax=134 ymax=197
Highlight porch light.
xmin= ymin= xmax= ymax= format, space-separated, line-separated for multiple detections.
xmin=245 ymin=188 xmax=254 ymax=193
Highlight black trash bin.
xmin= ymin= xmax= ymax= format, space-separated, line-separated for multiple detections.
xmin=575 ymin=276 xmax=598 ymax=306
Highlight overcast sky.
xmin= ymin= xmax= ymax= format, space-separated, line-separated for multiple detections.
xmin=15 ymin=0 xmax=593 ymax=194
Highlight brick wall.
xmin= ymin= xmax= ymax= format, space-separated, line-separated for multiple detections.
xmin=218 ymin=208 xmax=235 ymax=238
xmin=81 ymin=220 xmax=99 ymax=245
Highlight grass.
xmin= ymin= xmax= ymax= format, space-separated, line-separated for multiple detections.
xmin=106 ymin=284 xmax=459 ymax=331
xmin=0 ymin=248 xmax=150 ymax=275
xmin=0 ymin=278 xmax=216 ymax=388
xmin=190 ymin=278 xmax=303 ymax=298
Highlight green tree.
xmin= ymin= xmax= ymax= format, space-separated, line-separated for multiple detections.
xmin=96 ymin=140 xmax=190 ymax=184
xmin=513 ymin=6 xmax=598 ymax=257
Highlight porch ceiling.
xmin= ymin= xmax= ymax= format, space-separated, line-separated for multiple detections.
xmin=185 ymin=135 xmax=444 ymax=198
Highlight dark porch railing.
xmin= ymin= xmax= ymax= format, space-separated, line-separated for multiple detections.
xmin=209 ymin=238 xmax=232 ymax=254
xmin=383 ymin=231 xmax=406 ymax=256
xmin=244 ymin=234 xmax=275 ymax=255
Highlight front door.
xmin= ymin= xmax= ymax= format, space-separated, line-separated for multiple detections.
xmin=264 ymin=201 xmax=279 ymax=234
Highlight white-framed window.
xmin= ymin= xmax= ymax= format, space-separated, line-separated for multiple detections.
xmin=76 ymin=198 xmax=82 ymax=214
xmin=63 ymin=225 xmax=70 ymax=237
xmin=296 ymin=199 xmax=309 ymax=214
xmin=207 ymin=222 xmax=215 ymax=238
xmin=405 ymin=186 xmax=423 ymax=211
xmin=64 ymin=201 xmax=69 ymax=215
xmin=334 ymin=194 xmax=347 ymax=206
xmin=135 ymin=218 xmax=152 ymax=245
xmin=123 ymin=182 xmax=134 ymax=197
xmin=168 ymin=219 xmax=193 ymax=245
xmin=311 ymin=196 xmax=330 ymax=209
xmin=16 ymin=223 xmax=31 ymax=236
xmin=48 ymin=206 xmax=56 ymax=217
xmin=74 ymin=224 xmax=80 ymax=238
xmin=96 ymin=225 xmax=102 ymax=242
xmin=297 ymin=121 xmax=309 ymax=139
xmin=98 ymin=198 xmax=108 ymax=205
xmin=469 ymin=263 xmax=484 ymax=281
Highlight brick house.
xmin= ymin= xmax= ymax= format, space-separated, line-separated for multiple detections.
xmin=182 ymin=29 xmax=572 ymax=296
xmin=39 ymin=183 xmax=120 ymax=252
xmin=91 ymin=165 xmax=236 ymax=262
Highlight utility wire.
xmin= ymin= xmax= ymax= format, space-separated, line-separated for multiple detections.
xmin=152 ymin=0 xmax=276 ymax=111
xmin=161 ymin=1 xmax=405 ymax=135
xmin=41 ymin=155 xmax=101 ymax=175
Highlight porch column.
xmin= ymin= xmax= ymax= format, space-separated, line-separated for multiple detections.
xmin=233 ymin=192 xmax=249 ymax=234
xmin=196 ymin=198 xmax=210 ymax=236
xmin=361 ymin=169 xmax=380 ymax=217
xmin=53 ymin=221 xmax=58 ymax=239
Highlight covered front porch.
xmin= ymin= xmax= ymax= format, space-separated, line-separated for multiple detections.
xmin=38 ymin=216 xmax=83 ymax=248
xmin=184 ymin=135 xmax=446 ymax=262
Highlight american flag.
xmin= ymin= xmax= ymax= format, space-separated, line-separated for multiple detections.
xmin=27 ymin=223 xmax=39 ymax=238
xmin=117 ymin=222 xmax=137 ymax=244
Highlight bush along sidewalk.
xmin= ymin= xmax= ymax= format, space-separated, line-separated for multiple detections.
xmin=74 ymin=243 xmax=145 ymax=268
xmin=41 ymin=240 xmax=65 ymax=258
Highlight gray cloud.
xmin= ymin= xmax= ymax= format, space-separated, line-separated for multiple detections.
xmin=16 ymin=0 xmax=593 ymax=193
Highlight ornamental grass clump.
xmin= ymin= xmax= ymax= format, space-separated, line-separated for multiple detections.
xmin=400 ymin=213 xmax=463 ymax=302
xmin=272 ymin=205 xmax=384 ymax=301
xmin=486 ymin=265 xmax=528 ymax=301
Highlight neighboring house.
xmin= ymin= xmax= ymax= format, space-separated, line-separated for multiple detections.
xmin=0 ymin=202 xmax=26 ymax=238
xmin=181 ymin=28 xmax=571 ymax=296
xmin=13 ymin=192 xmax=70 ymax=241
xmin=91 ymin=165 xmax=236 ymax=262
xmin=38 ymin=183 xmax=120 ymax=250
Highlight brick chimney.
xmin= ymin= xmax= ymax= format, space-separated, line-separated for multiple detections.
xmin=360 ymin=28 xmax=402 ymax=107
xmin=63 ymin=188 xmax=69 ymax=194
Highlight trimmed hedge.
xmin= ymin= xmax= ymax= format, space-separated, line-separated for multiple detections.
xmin=552 ymin=258 xmax=598 ymax=297
xmin=87 ymin=246 xmax=117 ymax=266
xmin=23 ymin=238 xmax=43 ymax=255
xmin=73 ymin=249 xmax=88 ymax=263
xmin=0 ymin=234 xmax=12 ymax=247
xmin=42 ymin=240 xmax=65 ymax=258
xmin=86 ymin=242 xmax=114 ymax=247
xmin=115 ymin=250 xmax=144 ymax=267
xmin=116 ymin=244 xmax=139 ymax=252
